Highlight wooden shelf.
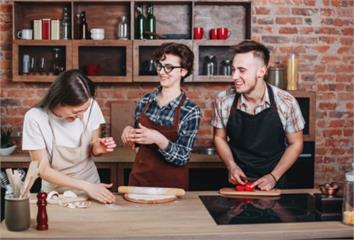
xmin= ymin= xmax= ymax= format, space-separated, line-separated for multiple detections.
xmin=12 ymin=0 xmax=252 ymax=83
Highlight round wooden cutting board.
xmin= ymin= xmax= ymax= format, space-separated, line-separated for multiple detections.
xmin=123 ymin=193 xmax=177 ymax=204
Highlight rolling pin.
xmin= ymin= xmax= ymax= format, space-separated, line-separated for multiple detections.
xmin=118 ymin=186 xmax=185 ymax=197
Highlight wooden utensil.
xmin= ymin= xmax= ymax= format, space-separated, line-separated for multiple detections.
xmin=219 ymin=188 xmax=281 ymax=197
xmin=118 ymin=186 xmax=185 ymax=197
xmin=19 ymin=161 xmax=39 ymax=199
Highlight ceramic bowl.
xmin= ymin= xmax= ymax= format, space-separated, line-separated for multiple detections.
xmin=319 ymin=182 xmax=339 ymax=196
xmin=0 ymin=145 xmax=16 ymax=156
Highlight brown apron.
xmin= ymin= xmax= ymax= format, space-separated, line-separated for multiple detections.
xmin=129 ymin=94 xmax=188 ymax=189
xmin=42 ymin=104 xmax=100 ymax=194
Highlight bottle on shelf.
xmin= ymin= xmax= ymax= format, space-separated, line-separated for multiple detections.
xmin=75 ymin=12 xmax=81 ymax=39
xmin=287 ymin=53 xmax=298 ymax=90
xmin=51 ymin=48 xmax=64 ymax=75
xmin=145 ymin=3 xmax=156 ymax=39
xmin=135 ymin=4 xmax=145 ymax=40
xmin=60 ymin=7 xmax=71 ymax=40
xmin=204 ymin=55 xmax=217 ymax=76
xmin=117 ymin=16 xmax=129 ymax=40
xmin=79 ymin=11 xmax=89 ymax=40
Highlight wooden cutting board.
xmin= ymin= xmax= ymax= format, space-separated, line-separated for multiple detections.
xmin=219 ymin=188 xmax=281 ymax=197
xmin=111 ymin=102 xmax=137 ymax=146
xmin=123 ymin=193 xmax=177 ymax=204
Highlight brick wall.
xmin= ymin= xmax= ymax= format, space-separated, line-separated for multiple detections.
xmin=1 ymin=0 xmax=353 ymax=186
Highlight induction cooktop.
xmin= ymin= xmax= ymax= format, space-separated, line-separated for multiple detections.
xmin=199 ymin=194 xmax=341 ymax=225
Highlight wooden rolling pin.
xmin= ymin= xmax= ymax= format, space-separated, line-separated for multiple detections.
xmin=118 ymin=186 xmax=185 ymax=197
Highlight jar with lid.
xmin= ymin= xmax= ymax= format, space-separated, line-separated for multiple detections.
xmin=117 ymin=16 xmax=129 ymax=40
xmin=204 ymin=55 xmax=217 ymax=76
xmin=220 ymin=60 xmax=232 ymax=76
xmin=343 ymin=163 xmax=354 ymax=225
xmin=268 ymin=62 xmax=286 ymax=90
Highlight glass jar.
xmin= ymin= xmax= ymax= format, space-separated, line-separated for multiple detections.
xmin=117 ymin=16 xmax=129 ymax=40
xmin=220 ymin=59 xmax=232 ymax=76
xmin=204 ymin=55 xmax=217 ymax=76
xmin=268 ymin=62 xmax=286 ymax=90
xmin=287 ymin=53 xmax=298 ymax=90
xmin=343 ymin=163 xmax=354 ymax=225
xmin=51 ymin=48 xmax=64 ymax=75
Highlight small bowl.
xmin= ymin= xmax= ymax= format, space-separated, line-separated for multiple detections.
xmin=0 ymin=145 xmax=17 ymax=156
xmin=319 ymin=182 xmax=339 ymax=196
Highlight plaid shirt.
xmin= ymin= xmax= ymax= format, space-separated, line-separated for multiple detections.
xmin=135 ymin=87 xmax=201 ymax=166
xmin=212 ymin=84 xmax=305 ymax=134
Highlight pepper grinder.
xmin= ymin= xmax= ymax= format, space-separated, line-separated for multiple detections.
xmin=36 ymin=192 xmax=48 ymax=230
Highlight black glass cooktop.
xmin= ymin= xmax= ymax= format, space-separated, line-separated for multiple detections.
xmin=199 ymin=194 xmax=341 ymax=225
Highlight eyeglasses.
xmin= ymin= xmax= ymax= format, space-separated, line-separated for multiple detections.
xmin=154 ymin=61 xmax=182 ymax=73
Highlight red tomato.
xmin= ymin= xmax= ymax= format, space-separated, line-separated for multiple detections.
xmin=235 ymin=182 xmax=255 ymax=192
xmin=235 ymin=185 xmax=245 ymax=191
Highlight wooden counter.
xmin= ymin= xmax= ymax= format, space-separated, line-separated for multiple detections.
xmin=0 ymin=147 xmax=222 ymax=163
xmin=0 ymin=190 xmax=352 ymax=239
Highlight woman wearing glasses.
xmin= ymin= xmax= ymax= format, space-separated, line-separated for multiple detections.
xmin=121 ymin=43 xmax=201 ymax=189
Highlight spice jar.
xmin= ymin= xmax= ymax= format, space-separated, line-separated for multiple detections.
xmin=268 ymin=62 xmax=286 ymax=90
xmin=343 ymin=163 xmax=354 ymax=225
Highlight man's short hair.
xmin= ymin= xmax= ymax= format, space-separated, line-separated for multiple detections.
xmin=232 ymin=40 xmax=270 ymax=67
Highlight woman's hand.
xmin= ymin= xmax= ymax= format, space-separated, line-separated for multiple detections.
xmin=132 ymin=123 xmax=168 ymax=149
xmin=92 ymin=137 xmax=117 ymax=155
xmin=121 ymin=126 xmax=135 ymax=148
xmin=228 ymin=166 xmax=247 ymax=185
xmin=83 ymin=182 xmax=116 ymax=204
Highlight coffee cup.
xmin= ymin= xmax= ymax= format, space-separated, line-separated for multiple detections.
xmin=86 ymin=63 xmax=100 ymax=76
xmin=217 ymin=27 xmax=231 ymax=40
xmin=209 ymin=28 xmax=218 ymax=40
xmin=5 ymin=197 xmax=31 ymax=231
xmin=17 ymin=29 xmax=33 ymax=40
xmin=91 ymin=33 xmax=104 ymax=40
xmin=90 ymin=28 xmax=104 ymax=35
xmin=193 ymin=27 xmax=204 ymax=40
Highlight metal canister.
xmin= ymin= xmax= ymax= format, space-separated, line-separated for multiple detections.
xmin=267 ymin=63 xmax=286 ymax=90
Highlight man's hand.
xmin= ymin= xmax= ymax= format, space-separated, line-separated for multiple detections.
xmin=252 ymin=174 xmax=276 ymax=191
xmin=228 ymin=166 xmax=247 ymax=185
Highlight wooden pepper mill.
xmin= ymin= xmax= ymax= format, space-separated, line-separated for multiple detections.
xmin=36 ymin=192 xmax=48 ymax=230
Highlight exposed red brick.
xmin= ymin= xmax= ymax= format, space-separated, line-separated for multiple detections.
xmin=275 ymin=17 xmax=303 ymax=25
xmin=255 ymin=7 xmax=271 ymax=15
xmin=279 ymin=27 xmax=298 ymax=34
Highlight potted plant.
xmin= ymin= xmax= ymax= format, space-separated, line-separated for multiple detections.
xmin=0 ymin=127 xmax=17 ymax=156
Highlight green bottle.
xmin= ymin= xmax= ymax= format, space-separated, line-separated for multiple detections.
xmin=135 ymin=4 xmax=145 ymax=39
xmin=145 ymin=4 xmax=156 ymax=39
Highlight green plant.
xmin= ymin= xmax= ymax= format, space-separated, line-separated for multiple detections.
xmin=1 ymin=127 xmax=15 ymax=148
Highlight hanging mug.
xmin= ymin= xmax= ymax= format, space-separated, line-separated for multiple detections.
xmin=217 ymin=27 xmax=231 ymax=40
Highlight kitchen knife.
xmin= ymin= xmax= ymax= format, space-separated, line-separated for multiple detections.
xmin=118 ymin=186 xmax=185 ymax=197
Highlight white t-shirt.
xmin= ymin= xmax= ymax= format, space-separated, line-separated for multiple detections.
xmin=22 ymin=100 xmax=105 ymax=154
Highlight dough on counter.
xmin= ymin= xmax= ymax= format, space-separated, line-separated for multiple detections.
xmin=124 ymin=193 xmax=177 ymax=204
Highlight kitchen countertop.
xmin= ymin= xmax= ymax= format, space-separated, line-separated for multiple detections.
xmin=0 ymin=147 xmax=222 ymax=163
xmin=0 ymin=189 xmax=352 ymax=239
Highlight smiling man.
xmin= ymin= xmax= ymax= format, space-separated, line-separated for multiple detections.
xmin=212 ymin=40 xmax=305 ymax=190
